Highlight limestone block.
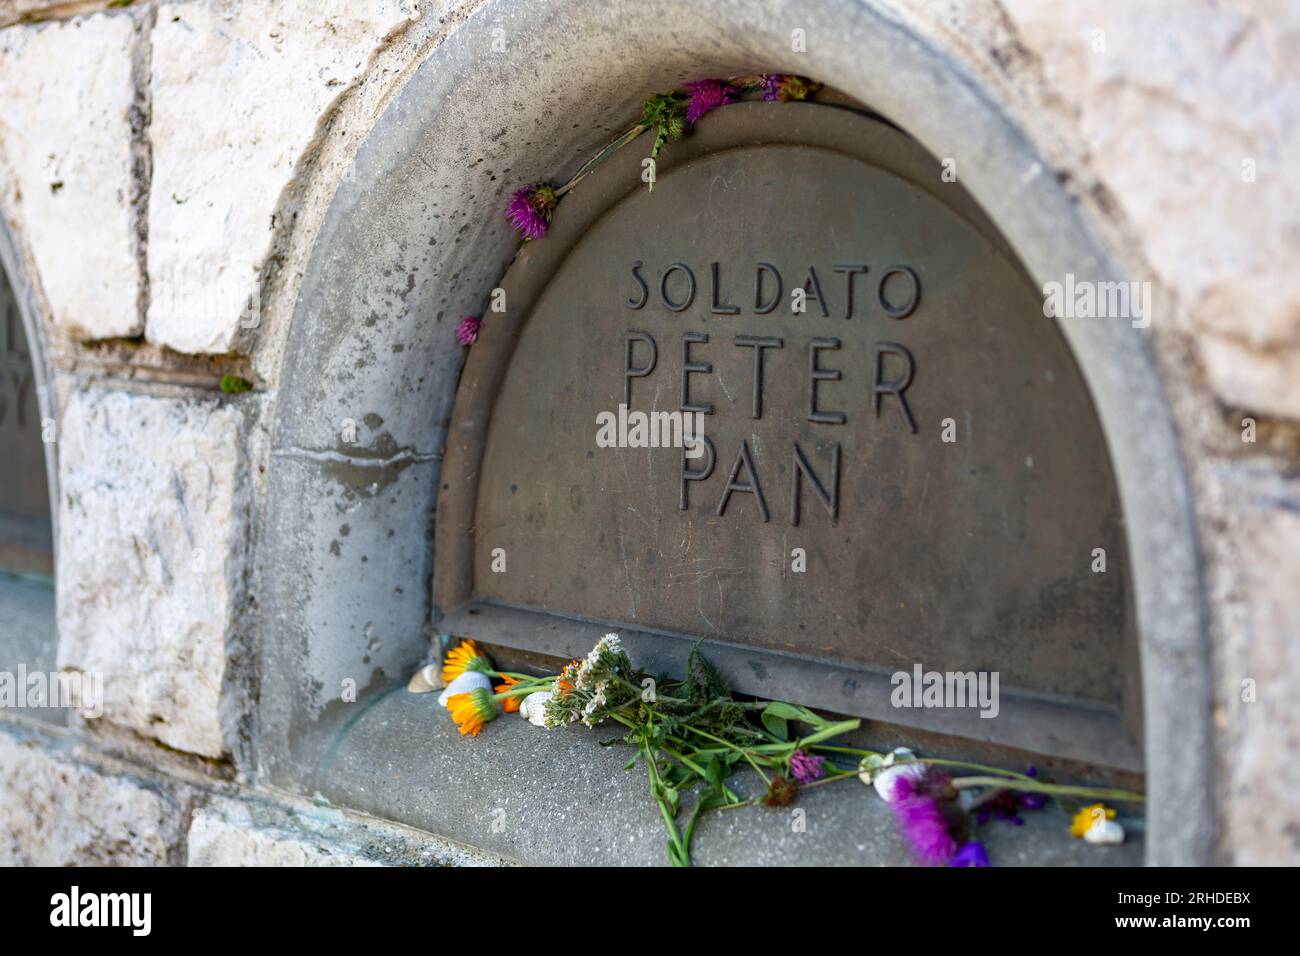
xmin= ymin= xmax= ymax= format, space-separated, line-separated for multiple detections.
xmin=1212 ymin=468 xmax=1300 ymax=864
xmin=55 ymin=385 xmax=246 ymax=758
xmin=0 ymin=12 xmax=141 ymax=338
xmin=146 ymin=0 xmax=420 ymax=354
xmin=1002 ymin=0 xmax=1300 ymax=417
xmin=1199 ymin=334 xmax=1300 ymax=421
xmin=0 ymin=733 xmax=182 ymax=865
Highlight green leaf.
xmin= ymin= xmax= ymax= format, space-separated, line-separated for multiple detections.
xmin=704 ymin=756 xmax=724 ymax=787
xmin=761 ymin=701 xmax=802 ymax=740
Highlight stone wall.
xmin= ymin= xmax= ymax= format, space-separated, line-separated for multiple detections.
xmin=0 ymin=0 xmax=1296 ymax=864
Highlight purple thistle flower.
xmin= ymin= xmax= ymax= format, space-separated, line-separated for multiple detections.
xmin=789 ymin=749 xmax=826 ymax=784
xmin=949 ymin=841 xmax=991 ymax=867
xmin=891 ymin=773 xmax=958 ymax=865
xmin=455 ymin=315 xmax=481 ymax=346
xmin=684 ymin=79 xmax=735 ymax=124
xmin=505 ymin=182 xmax=558 ymax=240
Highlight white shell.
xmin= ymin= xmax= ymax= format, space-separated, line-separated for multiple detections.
xmin=519 ymin=691 xmax=554 ymax=727
xmin=1084 ymin=818 xmax=1125 ymax=845
xmin=406 ymin=664 xmax=443 ymax=694
xmin=438 ymin=670 xmax=492 ymax=707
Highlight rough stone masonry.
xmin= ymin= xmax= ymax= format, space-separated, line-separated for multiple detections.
xmin=0 ymin=0 xmax=1297 ymax=865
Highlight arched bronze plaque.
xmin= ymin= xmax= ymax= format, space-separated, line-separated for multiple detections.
xmin=436 ymin=102 xmax=1140 ymax=768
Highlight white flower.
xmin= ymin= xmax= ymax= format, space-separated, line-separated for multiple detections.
xmin=576 ymin=633 xmax=625 ymax=691
xmin=437 ymin=670 xmax=492 ymax=707
xmin=860 ymin=747 xmax=928 ymax=803
xmin=580 ymin=680 xmax=610 ymax=726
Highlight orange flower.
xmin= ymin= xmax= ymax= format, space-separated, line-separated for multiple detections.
xmin=447 ymin=688 xmax=498 ymax=737
xmin=494 ymin=675 xmax=523 ymax=713
xmin=442 ymin=638 xmax=491 ymax=684
xmin=556 ymin=659 xmax=582 ymax=696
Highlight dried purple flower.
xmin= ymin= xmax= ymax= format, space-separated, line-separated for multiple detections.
xmin=684 ymin=79 xmax=736 ymax=124
xmin=505 ymin=182 xmax=558 ymax=240
xmin=891 ymin=772 xmax=959 ymax=865
xmin=760 ymin=74 xmax=821 ymax=103
xmin=455 ymin=315 xmax=481 ymax=346
xmin=976 ymin=766 xmax=1048 ymax=824
xmin=762 ymin=775 xmax=798 ymax=808
xmin=949 ymin=841 xmax=991 ymax=867
xmin=789 ymin=749 xmax=827 ymax=784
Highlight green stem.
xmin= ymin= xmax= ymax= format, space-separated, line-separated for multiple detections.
xmin=489 ymin=671 xmax=556 ymax=683
xmin=792 ymin=766 xmax=1145 ymax=805
xmin=810 ymin=747 xmax=1042 ymax=784
xmin=608 ymin=713 xmax=710 ymax=778
xmin=794 ymin=719 xmax=861 ymax=748
xmin=683 ymin=724 xmax=771 ymax=785
xmin=687 ymin=719 xmax=859 ymax=759
xmin=642 ymin=736 xmax=692 ymax=866
xmin=557 ymin=123 xmax=650 ymax=197
xmin=950 ymin=776 xmax=1145 ymax=803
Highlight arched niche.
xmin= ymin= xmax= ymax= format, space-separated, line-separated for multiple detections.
xmin=0 ymin=215 xmax=60 ymax=722
xmin=258 ymin=0 xmax=1210 ymax=865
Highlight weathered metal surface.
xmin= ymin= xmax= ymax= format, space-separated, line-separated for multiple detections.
xmin=435 ymin=102 xmax=1140 ymax=768
xmin=0 ymin=269 xmax=52 ymax=578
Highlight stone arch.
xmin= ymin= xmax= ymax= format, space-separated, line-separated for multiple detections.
xmin=257 ymin=0 xmax=1211 ymax=864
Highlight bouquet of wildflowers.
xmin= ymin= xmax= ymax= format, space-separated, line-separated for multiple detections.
xmin=414 ymin=634 xmax=1143 ymax=866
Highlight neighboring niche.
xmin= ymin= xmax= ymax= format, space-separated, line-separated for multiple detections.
xmin=0 ymin=254 xmax=59 ymax=725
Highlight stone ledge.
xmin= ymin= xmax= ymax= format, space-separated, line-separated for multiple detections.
xmin=0 ymin=721 xmax=507 ymax=866
xmin=0 ymin=725 xmax=188 ymax=865
xmin=0 ymin=573 xmax=61 ymax=726
xmin=301 ymin=685 xmax=1144 ymax=867
xmin=188 ymin=792 xmax=506 ymax=867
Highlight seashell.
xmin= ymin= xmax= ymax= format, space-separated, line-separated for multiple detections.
xmin=519 ymin=691 xmax=554 ymax=727
xmin=866 ymin=747 xmax=928 ymax=803
xmin=1084 ymin=818 xmax=1125 ymax=846
xmin=406 ymin=664 xmax=443 ymax=694
xmin=437 ymin=670 xmax=492 ymax=707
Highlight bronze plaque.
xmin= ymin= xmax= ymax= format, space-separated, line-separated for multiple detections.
xmin=0 ymin=268 xmax=52 ymax=578
xmin=437 ymin=103 xmax=1140 ymax=768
